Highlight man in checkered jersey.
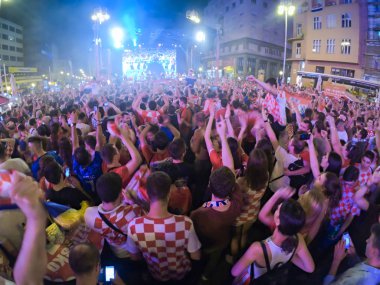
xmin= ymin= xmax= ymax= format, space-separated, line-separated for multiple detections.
xmin=84 ymin=172 xmax=144 ymax=284
xmin=126 ymin=171 xmax=202 ymax=284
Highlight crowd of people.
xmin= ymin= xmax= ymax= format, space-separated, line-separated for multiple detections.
xmin=0 ymin=74 xmax=380 ymax=285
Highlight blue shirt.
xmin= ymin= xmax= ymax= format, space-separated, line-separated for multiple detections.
xmin=31 ymin=151 xmax=63 ymax=180
xmin=73 ymin=151 xmax=103 ymax=198
xmin=324 ymin=262 xmax=380 ymax=285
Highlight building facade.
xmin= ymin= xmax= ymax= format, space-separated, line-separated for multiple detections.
xmin=364 ymin=0 xmax=380 ymax=82
xmin=289 ymin=0 xmax=370 ymax=85
xmin=0 ymin=17 xmax=24 ymax=67
xmin=201 ymin=0 xmax=290 ymax=79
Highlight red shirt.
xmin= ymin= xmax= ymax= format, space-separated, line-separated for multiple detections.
xmin=141 ymin=145 xmax=169 ymax=165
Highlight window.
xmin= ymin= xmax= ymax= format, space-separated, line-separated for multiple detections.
xmin=1 ymin=44 xmax=8 ymax=50
xmin=313 ymin=17 xmax=322 ymax=30
xmin=263 ymin=1 xmax=268 ymax=8
xmin=2 ymin=34 xmax=8 ymax=40
xmin=325 ymin=0 xmax=337 ymax=6
xmin=17 ymin=57 xmax=23 ymax=62
xmin=9 ymin=46 xmax=15 ymax=51
xmin=16 ymin=28 xmax=22 ymax=34
xmin=341 ymin=39 xmax=351 ymax=54
xmin=10 ymin=56 xmax=16 ymax=61
xmin=1 ymin=23 xmax=8 ymax=30
xmin=251 ymin=0 xmax=256 ymax=3
xmin=226 ymin=6 xmax=229 ymax=12
xmin=326 ymin=39 xmax=335 ymax=53
xmin=8 ymin=35 xmax=14 ymax=41
xmin=237 ymin=57 xmax=244 ymax=72
xmin=342 ymin=13 xmax=351 ymax=28
xmin=332 ymin=67 xmax=354 ymax=77
xmin=296 ymin=43 xmax=301 ymax=55
xmin=331 ymin=68 xmax=341 ymax=75
xmin=312 ymin=40 xmax=321 ymax=53
xmin=296 ymin=23 xmax=302 ymax=36
xmin=340 ymin=0 xmax=352 ymax=4
xmin=9 ymin=26 xmax=15 ymax=32
xmin=232 ymin=2 xmax=236 ymax=8
xmin=316 ymin=66 xmax=325 ymax=73
xmin=16 ymin=38 xmax=22 ymax=43
xmin=16 ymin=47 xmax=23 ymax=53
xmin=3 ymin=55 xmax=9 ymax=61
xmin=326 ymin=14 xmax=336 ymax=28
xmin=240 ymin=0 xmax=244 ymax=3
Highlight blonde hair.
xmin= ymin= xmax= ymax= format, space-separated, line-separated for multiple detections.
xmin=298 ymin=189 xmax=324 ymax=233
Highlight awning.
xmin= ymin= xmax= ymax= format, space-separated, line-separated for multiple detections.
xmin=0 ymin=96 xmax=10 ymax=106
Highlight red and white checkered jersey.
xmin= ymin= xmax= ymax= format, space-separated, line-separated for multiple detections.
xmin=358 ymin=166 xmax=373 ymax=187
xmin=235 ymin=186 xmax=266 ymax=226
xmin=140 ymin=110 xmax=161 ymax=124
xmin=330 ymin=182 xmax=360 ymax=226
xmin=84 ymin=203 xmax=143 ymax=258
xmin=126 ymin=215 xmax=201 ymax=282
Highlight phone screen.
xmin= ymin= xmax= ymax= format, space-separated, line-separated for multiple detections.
xmin=64 ymin=168 xmax=70 ymax=178
xmin=342 ymin=232 xmax=350 ymax=249
xmin=105 ymin=266 xmax=115 ymax=282
xmin=94 ymin=106 xmax=98 ymax=112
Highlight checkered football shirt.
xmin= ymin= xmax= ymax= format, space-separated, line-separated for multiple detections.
xmin=235 ymin=186 xmax=266 ymax=226
xmin=358 ymin=166 xmax=373 ymax=187
xmin=84 ymin=203 xmax=143 ymax=258
xmin=330 ymin=181 xmax=360 ymax=226
xmin=126 ymin=215 xmax=201 ymax=282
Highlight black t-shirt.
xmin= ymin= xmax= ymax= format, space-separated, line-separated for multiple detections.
xmin=46 ymin=186 xmax=89 ymax=210
xmin=174 ymin=162 xmax=195 ymax=188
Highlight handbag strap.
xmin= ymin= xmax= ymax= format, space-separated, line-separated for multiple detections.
xmin=98 ymin=211 xmax=128 ymax=237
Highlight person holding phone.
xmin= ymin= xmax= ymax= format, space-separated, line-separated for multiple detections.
xmin=324 ymin=224 xmax=380 ymax=285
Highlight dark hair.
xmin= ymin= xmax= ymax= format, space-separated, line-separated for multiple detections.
xmin=28 ymin=136 xmax=44 ymax=145
xmin=29 ymin=118 xmax=37 ymax=126
xmin=227 ymin=137 xmax=242 ymax=170
xmin=180 ymin=96 xmax=187 ymax=104
xmin=152 ymin=131 xmax=169 ymax=151
xmin=84 ymin=135 xmax=96 ymax=151
xmin=278 ymin=199 xmax=306 ymax=253
xmin=255 ymin=139 xmax=275 ymax=177
xmin=265 ymin=77 xmax=277 ymax=88
xmin=0 ymin=142 xmax=5 ymax=160
xmin=74 ymin=146 xmax=91 ymax=167
xmin=37 ymin=124 xmax=50 ymax=137
xmin=221 ymin=98 xmax=228 ymax=108
xmin=78 ymin=112 xmax=86 ymax=121
xmin=38 ymin=155 xmax=56 ymax=181
xmin=100 ymin=144 xmax=117 ymax=164
xmin=343 ymin=165 xmax=359 ymax=182
xmin=58 ymin=137 xmax=73 ymax=169
xmin=304 ymin=108 xmax=313 ymax=119
xmin=168 ymin=138 xmax=186 ymax=160
xmin=69 ymin=243 xmax=100 ymax=276
xmin=326 ymin=152 xmax=342 ymax=176
xmin=323 ymin=172 xmax=342 ymax=209
xmin=363 ymin=150 xmax=375 ymax=163
xmin=209 ymin=166 xmax=236 ymax=199
xmin=370 ymin=223 xmax=380 ymax=258
xmin=359 ymin=128 xmax=368 ymax=139
xmin=96 ymin=173 xmax=122 ymax=203
xmin=146 ymin=171 xmax=172 ymax=202
xmin=148 ymin=100 xmax=157 ymax=111
xmin=43 ymin=161 xmax=62 ymax=185
xmin=291 ymin=137 xmax=305 ymax=154
xmin=245 ymin=149 xmax=269 ymax=190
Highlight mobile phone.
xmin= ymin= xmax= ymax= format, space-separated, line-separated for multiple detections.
xmin=104 ymin=102 xmax=109 ymax=107
xmin=300 ymin=133 xmax=310 ymax=141
xmin=105 ymin=266 xmax=115 ymax=282
xmin=94 ymin=106 xmax=98 ymax=112
xmin=64 ymin=167 xmax=70 ymax=178
xmin=342 ymin=232 xmax=351 ymax=250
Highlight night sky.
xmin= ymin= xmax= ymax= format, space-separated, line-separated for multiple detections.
xmin=0 ymin=0 xmax=208 ymax=71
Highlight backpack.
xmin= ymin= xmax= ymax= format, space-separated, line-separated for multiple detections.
xmin=288 ymin=159 xmax=310 ymax=190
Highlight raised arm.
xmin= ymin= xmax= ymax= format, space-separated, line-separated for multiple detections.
xmin=231 ymin=242 xmax=261 ymax=277
xmin=307 ymin=134 xmax=321 ymax=178
xmin=204 ymin=111 xmax=215 ymax=153
xmin=95 ymin=110 xmax=105 ymax=151
xmin=262 ymin=107 xmax=279 ymax=151
xmin=291 ymin=234 xmax=315 ymax=273
xmin=258 ymin=187 xmax=295 ymax=231
xmin=119 ymin=124 xmax=142 ymax=174
xmin=70 ymin=112 xmax=79 ymax=155
xmin=216 ymin=119 xmax=234 ymax=172
xmin=326 ymin=115 xmax=342 ymax=157
xmin=11 ymin=173 xmax=47 ymax=285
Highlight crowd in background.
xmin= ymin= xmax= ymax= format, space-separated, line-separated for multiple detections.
xmin=1 ymin=75 xmax=380 ymax=285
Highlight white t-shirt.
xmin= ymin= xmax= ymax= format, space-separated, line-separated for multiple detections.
xmin=76 ymin=122 xmax=91 ymax=136
xmin=269 ymin=146 xmax=297 ymax=191
xmin=338 ymin=130 xmax=348 ymax=143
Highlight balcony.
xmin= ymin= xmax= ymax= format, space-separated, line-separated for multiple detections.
xmin=288 ymin=33 xmax=304 ymax=42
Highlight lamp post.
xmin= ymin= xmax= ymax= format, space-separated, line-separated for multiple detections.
xmin=91 ymin=8 xmax=110 ymax=79
xmin=277 ymin=2 xmax=295 ymax=84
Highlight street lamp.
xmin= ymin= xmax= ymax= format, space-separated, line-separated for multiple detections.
xmin=110 ymin=27 xmax=124 ymax=49
xmin=277 ymin=2 xmax=295 ymax=84
xmin=91 ymin=8 xmax=110 ymax=79
xmin=195 ymin=31 xmax=206 ymax=43
xmin=186 ymin=10 xmax=201 ymax=24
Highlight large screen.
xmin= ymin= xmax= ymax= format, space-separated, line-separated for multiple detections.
xmin=122 ymin=49 xmax=176 ymax=79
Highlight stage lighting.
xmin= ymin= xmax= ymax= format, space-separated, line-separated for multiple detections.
xmin=111 ymin=27 xmax=124 ymax=49
xmin=195 ymin=31 xmax=206 ymax=43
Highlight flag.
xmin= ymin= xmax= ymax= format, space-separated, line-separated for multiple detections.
xmin=9 ymin=74 xmax=17 ymax=96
